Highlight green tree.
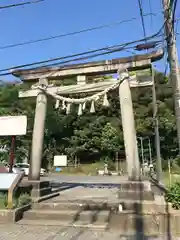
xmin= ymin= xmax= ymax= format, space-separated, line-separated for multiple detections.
xmin=101 ymin=122 xmax=122 ymax=158
xmin=0 ymin=70 xmax=178 ymax=168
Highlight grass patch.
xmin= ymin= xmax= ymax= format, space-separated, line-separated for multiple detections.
xmin=162 ymin=171 xmax=180 ymax=187
xmin=54 ymin=161 xmax=127 ymax=176
xmin=57 ymin=162 xmax=104 ymax=175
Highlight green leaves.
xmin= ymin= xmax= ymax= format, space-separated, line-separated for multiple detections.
xmin=0 ymin=70 xmax=178 ymax=168
xmin=101 ymin=123 xmax=121 ymax=153
xmin=165 ymin=181 xmax=180 ymax=209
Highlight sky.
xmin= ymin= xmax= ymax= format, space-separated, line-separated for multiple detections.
xmin=0 ymin=0 xmax=179 ymax=82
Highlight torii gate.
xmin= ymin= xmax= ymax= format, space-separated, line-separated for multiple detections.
xmin=12 ymin=49 xmax=163 ymax=182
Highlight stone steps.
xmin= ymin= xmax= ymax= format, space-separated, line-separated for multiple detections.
xmin=17 ymin=219 xmax=108 ymax=229
xmin=32 ymin=200 xmax=159 ymax=213
xmin=18 ymin=211 xmax=180 ymax=235
xmin=17 ymin=180 xmax=180 ymax=234
xmin=117 ymin=190 xmax=154 ymax=200
xmin=33 ymin=201 xmax=119 ymax=211
xmin=22 ymin=209 xmax=111 ymax=224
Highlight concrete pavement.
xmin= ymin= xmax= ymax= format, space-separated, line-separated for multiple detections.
xmin=11 ymin=174 xmax=168 ymax=239
xmin=44 ymin=174 xmax=162 ymax=196
xmin=0 ymin=224 xmax=179 ymax=240
xmin=44 ymin=174 xmax=127 ymax=184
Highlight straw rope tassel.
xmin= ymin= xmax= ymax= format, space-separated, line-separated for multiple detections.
xmin=103 ymin=93 xmax=110 ymax=107
xmin=90 ymin=100 xmax=95 ymax=113
xmin=66 ymin=103 xmax=71 ymax=114
xmin=62 ymin=100 xmax=66 ymax=110
xmin=78 ymin=103 xmax=83 ymax=116
xmin=82 ymin=102 xmax=86 ymax=110
xmin=55 ymin=99 xmax=60 ymax=109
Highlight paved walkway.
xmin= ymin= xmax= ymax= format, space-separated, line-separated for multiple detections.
xmin=45 ymin=174 xmax=128 ymax=184
xmin=0 ymin=225 xmax=179 ymax=240
xmin=46 ymin=185 xmax=119 ymax=203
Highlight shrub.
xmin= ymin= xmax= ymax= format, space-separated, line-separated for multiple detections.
xmin=165 ymin=181 xmax=180 ymax=209
xmin=0 ymin=192 xmax=7 ymax=208
xmin=17 ymin=193 xmax=31 ymax=208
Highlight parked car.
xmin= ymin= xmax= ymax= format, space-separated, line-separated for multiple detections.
xmin=5 ymin=164 xmax=25 ymax=174
xmin=15 ymin=163 xmax=46 ymax=176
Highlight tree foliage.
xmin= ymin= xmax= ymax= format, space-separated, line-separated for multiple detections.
xmin=0 ymin=71 xmax=178 ymax=168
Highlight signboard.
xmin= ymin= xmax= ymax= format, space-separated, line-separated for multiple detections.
xmin=54 ymin=155 xmax=67 ymax=167
xmin=0 ymin=115 xmax=27 ymax=136
xmin=0 ymin=173 xmax=18 ymax=190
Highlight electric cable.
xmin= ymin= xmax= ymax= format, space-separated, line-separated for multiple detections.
xmin=0 ymin=39 xmax=163 ymax=76
xmin=0 ymin=0 xmax=44 ymax=10
xmin=0 ymin=18 xmax=167 ymax=76
xmin=0 ymin=13 xmax=156 ymax=50
xmin=137 ymin=0 xmax=148 ymax=42
xmin=0 ymin=42 xmax=163 ymax=77
xmin=149 ymin=0 xmax=154 ymax=30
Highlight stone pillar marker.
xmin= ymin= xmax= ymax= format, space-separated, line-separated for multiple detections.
xmin=119 ymin=72 xmax=140 ymax=181
xmin=29 ymin=78 xmax=48 ymax=181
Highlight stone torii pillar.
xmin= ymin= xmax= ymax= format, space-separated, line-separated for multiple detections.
xmin=29 ymin=78 xmax=48 ymax=181
xmin=119 ymin=72 xmax=140 ymax=180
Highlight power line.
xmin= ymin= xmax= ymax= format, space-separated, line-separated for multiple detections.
xmin=27 ymin=42 xmax=163 ymax=70
xmin=13 ymin=46 xmax=136 ymax=73
xmin=137 ymin=0 xmax=148 ymax=42
xmin=0 ymin=18 xmax=167 ymax=77
xmin=162 ymin=0 xmax=178 ymax=77
xmin=18 ymin=43 xmax=163 ymax=70
xmin=172 ymin=0 xmax=178 ymax=30
xmin=0 ymin=0 xmax=44 ymax=10
xmin=0 ymin=43 xmax=163 ymax=77
xmin=148 ymin=0 xmax=154 ymax=30
xmin=0 ymin=13 xmax=156 ymax=51
xmin=0 ymin=45 xmax=139 ymax=74
xmin=0 ymin=32 xmax=164 ymax=76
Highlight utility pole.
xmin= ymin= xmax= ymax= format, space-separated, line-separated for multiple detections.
xmin=162 ymin=0 xmax=180 ymax=155
xmin=152 ymin=68 xmax=162 ymax=182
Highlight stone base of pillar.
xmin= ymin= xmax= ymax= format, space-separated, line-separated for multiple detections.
xmin=128 ymin=176 xmax=141 ymax=181
xmin=26 ymin=180 xmax=52 ymax=199
xmin=117 ymin=180 xmax=154 ymax=201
